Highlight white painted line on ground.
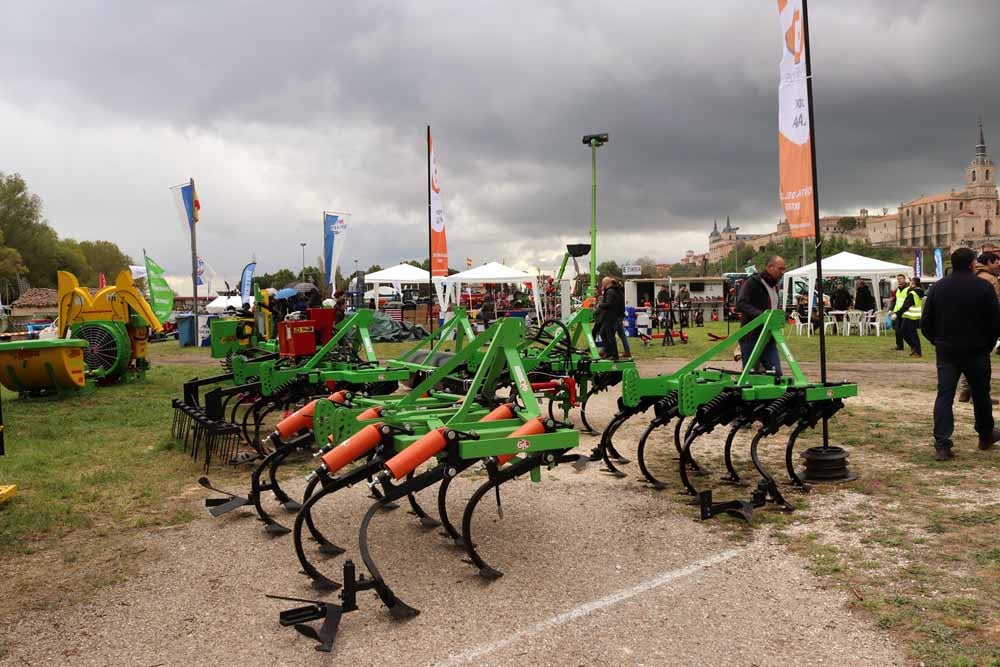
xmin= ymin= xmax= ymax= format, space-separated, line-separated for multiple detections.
xmin=429 ymin=546 xmax=745 ymax=667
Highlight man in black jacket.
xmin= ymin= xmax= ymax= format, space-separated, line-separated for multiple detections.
xmin=736 ymin=255 xmax=786 ymax=376
xmin=596 ymin=276 xmax=625 ymax=360
xmin=920 ymin=247 xmax=1000 ymax=460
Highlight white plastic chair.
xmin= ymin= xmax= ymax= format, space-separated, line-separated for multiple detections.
xmin=790 ymin=311 xmax=808 ymax=336
xmin=865 ymin=310 xmax=884 ymax=336
xmin=843 ymin=310 xmax=865 ymax=336
xmin=823 ymin=314 xmax=838 ymax=335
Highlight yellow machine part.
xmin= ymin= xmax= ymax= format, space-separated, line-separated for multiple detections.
xmin=0 ymin=485 xmax=16 ymax=505
xmin=0 ymin=342 xmax=87 ymax=391
xmin=57 ymin=270 xmax=163 ymax=338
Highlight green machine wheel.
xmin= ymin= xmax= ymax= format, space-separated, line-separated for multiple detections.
xmin=72 ymin=321 xmax=131 ymax=381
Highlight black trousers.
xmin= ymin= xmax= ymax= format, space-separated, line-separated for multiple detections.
xmin=600 ymin=318 xmax=620 ymax=359
xmin=901 ymin=318 xmax=922 ymax=354
xmin=934 ymin=348 xmax=994 ymax=448
xmin=894 ymin=314 xmax=905 ymax=349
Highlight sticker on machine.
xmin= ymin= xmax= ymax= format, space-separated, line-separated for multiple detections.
xmin=516 ymin=439 xmax=531 ymax=450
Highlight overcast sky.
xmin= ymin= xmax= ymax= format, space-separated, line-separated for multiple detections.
xmin=2 ymin=1 xmax=998 ymax=290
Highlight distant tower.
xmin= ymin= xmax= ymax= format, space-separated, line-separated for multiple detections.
xmin=966 ymin=118 xmax=996 ymax=198
xmin=723 ymin=215 xmax=732 ymax=233
xmin=710 ymin=219 xmax=720 ymax=241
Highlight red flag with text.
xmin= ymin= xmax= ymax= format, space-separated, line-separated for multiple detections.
xmin=429 ymin=130 xmax=449 ymax=276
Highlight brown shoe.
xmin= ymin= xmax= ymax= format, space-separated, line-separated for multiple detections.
xmin=909 ymin=352 xmax=922 ymax=358
xmin=934 ymin=448 xmax=955 ymax=461
xmin=958 ymin=390 xmax=971 ymax=403
xmin=979 ymin=429 xmax=1000 ymax=450
xmin=622 ymin=351 xmax=632 ymax=359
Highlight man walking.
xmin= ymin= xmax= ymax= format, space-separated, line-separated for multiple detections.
xmin=958 ymin=251 xmax=1000 ymax=402
xmin=890 ymin=273 xmax=910 ymax=351
xmin=736 ymin=255 xmax=786 ymax=376
xmin=899 ymin=276 xmax=925 ymax=358
xmin=920 ymin=247 xmax=1000 ymax=460
xmin=595 ymin=276 xmax=624 ymax=360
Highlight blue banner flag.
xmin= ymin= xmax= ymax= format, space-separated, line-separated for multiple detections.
xmin=180 ymin=179 xmax=200 ymax=231
xmin=240 ymin=262 xmax=256 ymax=305
xmin=323 ymin=214 xmax=338 ymax=286
xmin=914 ymin=250 xmax=923 ymax=278
xmin=934 ymin=248 xmax=943 ymax=279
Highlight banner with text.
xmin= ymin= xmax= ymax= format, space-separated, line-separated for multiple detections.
xmin=239 ymin=262 xmax=256 ymax=305
xmin=323 ymin=213 xmax=349 ymax=289
xmin=777 ymin=0 xmax=815 ymax=238
xmin=429 ymin=130 xmax=449 ymax=277
xmin=934 ymin=248 xmax=944 ymax=278
xmin=144 ymin=256 xmax=174 ymax=323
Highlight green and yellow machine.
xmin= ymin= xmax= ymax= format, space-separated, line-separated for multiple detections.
xmin=0 ymin=270 xmax=162 ymax=397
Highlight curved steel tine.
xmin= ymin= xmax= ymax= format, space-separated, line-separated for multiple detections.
xmin=436 ymin=472 xmax=464 ymax=545
xmin=637 ymin=417 xmax=670 ymax=489
xmin=721 ymin=418 xmax=751 ymax=485
xmin=603 ymin=411 xmax=631 ymax=464
xmin=680 ymin=418 xmax=704 ymax=474
xmin=300 ymin=476 xmax=346 ymax=557
xmin=599 ymin=412 xmax=628 ymax=478
xmin=678 ymin=422 xmax=706 ymax=497
xmin=267 ymin=443 xmax=303 ymax=511
xmin=673 ymin=416 xmax=686 ymax=457
xmin=405 ymin=470 xmax=442 ymax=529
xmin=459 ymin=455 xmax=543 ymax=581
xmin=293 ymin=486 xmax=344 ymax=592
xmin=785 ymin=421 xmax=811 ymax=491
xmin=250 ymin=450 xmax=291 ymax=535
xmin=749 ymin=428 xmax=794 ymax=511
xmin=579 ymin=395 xmax=599 ymax=435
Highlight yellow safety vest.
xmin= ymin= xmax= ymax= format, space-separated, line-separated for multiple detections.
xmin=903 ymin=290 xmax=923 ymax=320
xmin=893 ymin=286 xmax=910 ymax=312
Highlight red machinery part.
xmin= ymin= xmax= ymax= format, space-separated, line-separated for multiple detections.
xmin=498 ymin=418 xmax=547 ymax=465
xmin=278 ymin=320 xmax=318 ymax=357
xmin=320 ymin=423 xmax=386 ymax=475
xmin=530 ymin=378 xmax=577 ymax=406
xmin=308 ymin=308 xmax=336 ymax=345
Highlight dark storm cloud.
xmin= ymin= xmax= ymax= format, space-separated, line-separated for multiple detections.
xmin=1 ymin=0 xmax=998 ymax=279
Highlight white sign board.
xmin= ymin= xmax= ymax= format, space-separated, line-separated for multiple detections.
xmin=622 ymin=264 xmax=642 ymax=276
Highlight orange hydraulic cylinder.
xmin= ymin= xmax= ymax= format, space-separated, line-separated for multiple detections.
xmin=274 ymin=390 xmax=349 ymax=440
xmin=498 ymin=417 xmax=547 ymax=465
xmin=356 ymin=406 xmax=384 ymax=421
xmin=384 ymin=428 xmax=449 ymax=480
xmin=382 ymin=404 xmax=516 ymax=480
xmin=320 ymin=423 xmax=386 ymax=475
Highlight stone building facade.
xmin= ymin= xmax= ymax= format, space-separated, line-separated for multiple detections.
xmin=705 ymin=121 xmax=999 ymax=256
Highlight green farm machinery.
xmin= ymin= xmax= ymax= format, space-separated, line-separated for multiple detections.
xmin=596 ymin=309 xmax=857 ymax=522
xmin=249 ymin=317 xmax=585 ymax=652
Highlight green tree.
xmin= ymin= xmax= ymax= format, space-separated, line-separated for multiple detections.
xmin=0 ymin=172 xmax=62 ymax=287
xmin=78 ymin=240 xmax=132 ymax=282
xmin=837 ymin=217 xmax=859 ymax=231
xmin=596 ymin=260 xmax=622 ymax=279
xmin=0 ymin=232 xmax=26 ymax=285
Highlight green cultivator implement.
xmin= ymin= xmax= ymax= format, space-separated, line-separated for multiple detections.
xmin=597 ymin=309 xmax=857 ymax=522
xmin=194 ymin=318 xmax=585 ymax=653
xmin=171 ymin=309 xmax=409 ymax=470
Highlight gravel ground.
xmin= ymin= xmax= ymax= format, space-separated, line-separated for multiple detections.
xmin=2 ymin=361 xmax=910 ymax=667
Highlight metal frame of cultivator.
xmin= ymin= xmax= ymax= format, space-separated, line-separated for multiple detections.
xmin=270 ymin=317 xmax=583 ymax=653
xmin=597 ymin=309 xmax=857 ymax=522
xmin=171 ymin=309 xmax=409 ymax=470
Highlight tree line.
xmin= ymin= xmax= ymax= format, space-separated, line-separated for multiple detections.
xmin=0 ymin=173 xmax=132 ymax=293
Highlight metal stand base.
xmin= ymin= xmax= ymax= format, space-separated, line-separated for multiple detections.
xmin=798 ymin=446 xmax=856 ymax=483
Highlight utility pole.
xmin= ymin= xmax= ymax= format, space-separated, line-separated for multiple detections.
xmin=582 ymin=132 xmax=609 ymax=298
xmin=300 ymin=242 xmax=307 ymax=281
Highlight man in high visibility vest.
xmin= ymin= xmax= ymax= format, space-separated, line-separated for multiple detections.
xmin=890 ymin=273 xmax=910 ymax=351
xmin=899 ymin=276 xmax=924 ymax=358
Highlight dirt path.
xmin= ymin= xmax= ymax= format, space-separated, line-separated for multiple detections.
xmin=1 ymin=373 xmax=911 ymax=667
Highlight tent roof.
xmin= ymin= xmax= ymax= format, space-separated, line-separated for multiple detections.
xmin=365 ymin=263 xmax=430 ymax=283
xmin=206 ymin=295 xmax=245 ymax=313
xmin=784 ymin=251 xmax=912 ymax=278
xmin=443 ymin=262 xmax=534 ymax=283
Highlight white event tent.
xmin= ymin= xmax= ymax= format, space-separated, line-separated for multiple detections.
xmin=205 ymin=295 xmax=245 ymax=314
xmin=440 ymin=262 xmax=542 ymax=322
xmin=782 ymin=251 xmax=913 ymax=334
xmin=364 ymin=263 xmax=436 ymax=302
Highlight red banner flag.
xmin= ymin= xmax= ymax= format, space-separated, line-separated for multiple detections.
xmin=777 ymin=0 xmax=815 ymax=238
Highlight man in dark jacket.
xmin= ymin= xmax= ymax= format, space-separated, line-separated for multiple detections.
xmin=854 ymin=280 xmax=876 ymax=312
xmin=920 ymin=247 xmax=1000 ymax=460
xmin=596 ymin=276 xmax=625 ymax=360
xmin=736 ymin=255 xmax=786 ymax=376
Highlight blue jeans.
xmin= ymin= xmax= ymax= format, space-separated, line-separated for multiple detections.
xmin=739 ymin=338 xmax=783 ymax=377
xmin=616 ymin=320 xmax=631 ymax=355
xmin=934 ymin=348 xmax=993 ymax=449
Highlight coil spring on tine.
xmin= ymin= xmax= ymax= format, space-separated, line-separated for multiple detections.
xmin=762 ymin=391 xmax=797 ymax=419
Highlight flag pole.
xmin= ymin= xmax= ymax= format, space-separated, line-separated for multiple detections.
xmin=801 ymin=0 xmax=829 ymax=447
xmin=189 ymin=178 xmax=199 ymax=340
xmin=427 ymin=125 xmax=434 ymax=333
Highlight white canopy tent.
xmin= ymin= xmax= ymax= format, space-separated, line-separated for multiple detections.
xmin=440 ymin=262 xmax=542 ymax=322
xmin=782 ymin=251 xmax=912 ymax=335
xmin=364 ymin=263 xmax=431 ymax=300
xmin=205 ymin=295 xmax=245 ymax=314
